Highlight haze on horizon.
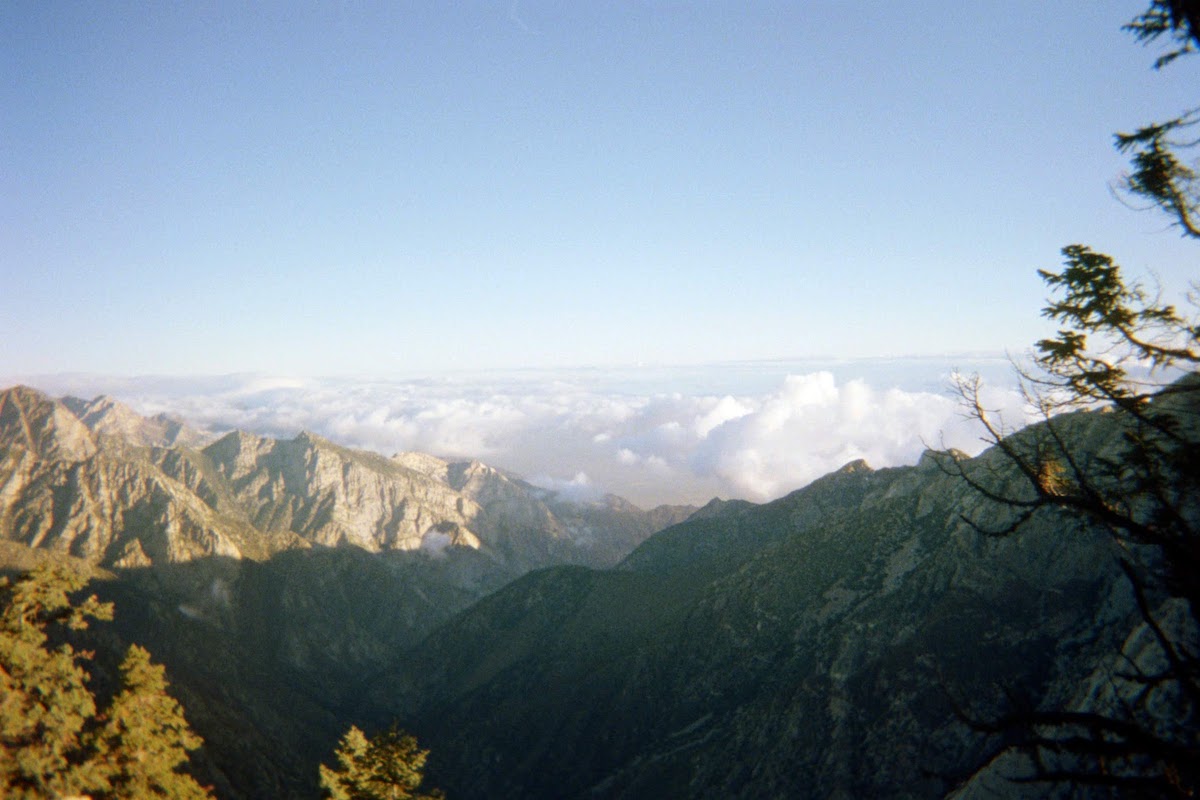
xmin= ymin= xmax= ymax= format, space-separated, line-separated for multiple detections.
xmin=10 ymin=359 xmax=1031 ymax=507
xmin=3 ymin=1 xmax=1196 ymax=378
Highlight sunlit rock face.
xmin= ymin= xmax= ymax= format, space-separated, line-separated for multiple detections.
xmin=62 ymin=393 xmax=210 ymax=449
xmin=194 ymin=430 xmax=486 ymax=553
xmin=0 ymin=386 xmax=244 ymax=564
xmin=0 ymin=385 xmax=689 ymax=571
xmin=0 ymin=384 xmax=97 ymax=463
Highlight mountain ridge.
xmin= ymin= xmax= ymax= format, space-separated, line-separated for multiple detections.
xmin=0 ymin=385 xmax=691 ymax=572
xmin=355 ymin=401 xmax=1175 ymax=799
xmin=3 ymin=380 xmax=1191 ymax=798
xmin=0 ymin=383 xmax=700 ymax=797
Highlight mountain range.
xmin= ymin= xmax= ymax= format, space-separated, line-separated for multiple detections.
xmin=0 ymin=382 xmax=1189 ymax=798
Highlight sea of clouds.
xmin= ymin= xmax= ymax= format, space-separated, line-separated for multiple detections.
xmin=13 ymin=356 xmax=1034 ymax=508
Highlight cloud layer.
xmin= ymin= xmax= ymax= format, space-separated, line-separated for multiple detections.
xmin=15 ymin=359 xmax=1032 ymax=507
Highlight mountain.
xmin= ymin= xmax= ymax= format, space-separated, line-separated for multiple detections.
xmin=2 ymin=381 xmax=1191 ymax=798
xmin=357 ymin=412 xmax=1166 ymax=799
xmin=0 ymin=383 xmax=696 ymax=798
xmin=0 ymin=385 xmax=250 ymax=566
xmin=0 ymin=385 xmax=688 ymax=573
xmin=62 ymin=393 xmax=210 ymax=448
xmin=1 ymin=383 xmax=97 ymax=462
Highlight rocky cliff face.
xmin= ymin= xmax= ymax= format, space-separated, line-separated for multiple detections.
xmin=394 ymin=452 xmax=694 ymax=569
xmin=0 ymin=386 xmax=248 ymax=566
xmin=176 ymin=431 xmax=486 ymax=553
xmin=0 ymin=385 xmax=685 ymax=573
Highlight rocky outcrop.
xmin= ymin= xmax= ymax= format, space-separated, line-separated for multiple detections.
xmin=186 ymin=431 xmax=485 ymax=553
xmin=391 ymin=451 xmax=694 ymax=569
xmin=1 ymin=384 xmax=96 ymax=462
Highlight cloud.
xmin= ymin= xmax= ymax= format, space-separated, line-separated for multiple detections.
xmin=680 ymin=373 xmax=1014 ymax=500
xmin=528 ymin=471 xmax=604 ymax=503
xmin=11 ymin=357 xmax=1033 ymax=507
xmin=420 ymin=530 xmax=454 ymax=558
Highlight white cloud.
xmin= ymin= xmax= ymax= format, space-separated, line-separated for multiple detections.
xmin=528 ymin=471 xmax=604 ymax=503
xmin=10 ymin=357 xmax=1033 ymax=507
xmin=679 ymin=373 xmax=1021 ymax=500
xmin=420 ymin=530 xmax=454 ymax=558
xmin=694 ymin=395 xmax=753 ymax=437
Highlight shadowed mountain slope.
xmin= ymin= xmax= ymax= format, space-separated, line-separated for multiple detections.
xmin=361 ymin=411 xmax=1160 ymax=799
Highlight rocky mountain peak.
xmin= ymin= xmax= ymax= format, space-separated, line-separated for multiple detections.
xmin=917 ymin=447 xmax=969 ymax=471
xmin=445 ymin=459 xmax=503 ymax=492
xmin=835 ymin=457 xmax=872 ymax=474
xmin=61 ymin=393 xmax=117 ymax=416
xmin=61 ymin=393 xmax=206 ymax=448
xmin=203 ymin=430 xmax=273 ymax=480
xmin=66 ymin=394 xmax=138 ymax=431
xmin=0 ymin=385 xmax=96 ymax=462
xmin=391 ymin=451 xmax=451 ymax=482
xmin=293 ymin=430 xmax=322 ymax=446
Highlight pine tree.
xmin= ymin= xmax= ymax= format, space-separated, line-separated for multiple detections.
xmin=320 ymin=725 xmax=444 ymax=800
xmin=0 ymin=563 xmax=212 ymax=799
xmin=948 ymin=1 xmax=1200 ymax=794
xmin=0 ymin=563 xmax=112 ymax=798
xmin=89 ymin=645 xmax=211 ymax=800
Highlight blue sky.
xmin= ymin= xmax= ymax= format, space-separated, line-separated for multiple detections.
xmin=2 ymin=1 xmax=1195 ymax=377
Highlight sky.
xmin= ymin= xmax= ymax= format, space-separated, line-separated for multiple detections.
xmin=2 ymin=1 xmax=1196 ymax=377
xmin=2 ymin=3 xmax=1196 ymax=506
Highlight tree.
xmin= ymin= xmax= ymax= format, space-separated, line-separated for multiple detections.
xmin=88 ymin=646 xmax=211 ymax=800
xmin=0 ymin=562 xmax=112 ymax=798
xmin=947 ymin=1 xmax=1200 ymax=795
xmin=0 ymin=563 xmax=212 ymax=799
xmin=1116 ymin=0 xmax=1200 ymax=239
xmin=951 ymin=251 xmax=1199 ymax=795
xmin=319 ymin=724 xmax=444 ymax=800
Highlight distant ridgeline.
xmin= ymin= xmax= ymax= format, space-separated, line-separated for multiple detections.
xmin=0 ymin=382 xmax=1193 ymax=798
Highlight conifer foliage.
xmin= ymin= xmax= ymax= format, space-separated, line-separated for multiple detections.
xmin=89 ymin=646 xmax=210 ymax=800
xmin=0 ymin=563 xmax=211 ymax=799
xmin=320 ymin=724 xmax=445 ymax=800
xmin=950 ymin=0 xmax=1200 ymax=794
